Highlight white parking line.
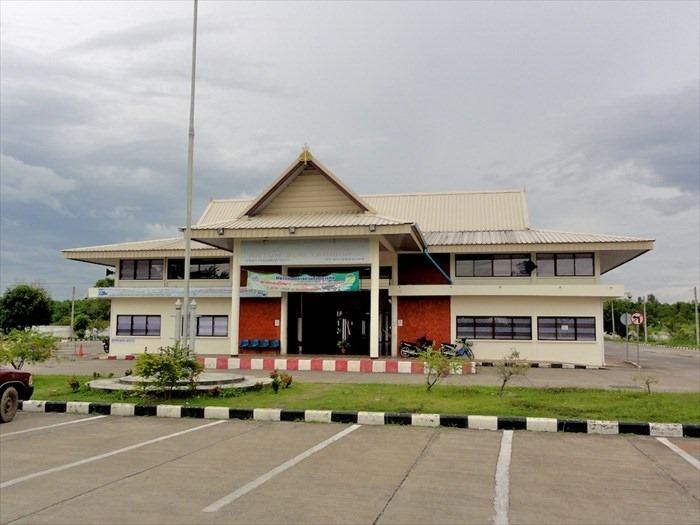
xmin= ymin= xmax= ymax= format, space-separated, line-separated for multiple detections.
xmin=1 ymin=416 xmax=107 ymax=437
xmin=202 ymin=424 xmax=362 ymax=513
xmin=493 ymin=430 xmax=513 ymax=525
xmin=657 ymin=437 xmax=700 ymax=470
xmin=0 ymin=420 xmax=226 ymax=489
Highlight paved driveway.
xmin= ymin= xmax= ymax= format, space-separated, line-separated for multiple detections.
xmin=2 ymin=413 xmax=698 ymax=525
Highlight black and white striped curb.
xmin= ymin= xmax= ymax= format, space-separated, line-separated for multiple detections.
xmin=476 ymin=361 xmax=602 ymax=369
xmin=19 ymin=400 xmax=699 ymax=438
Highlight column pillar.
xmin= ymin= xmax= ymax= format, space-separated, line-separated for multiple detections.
xmin=230 ymin=238 xmax=241 ymax=356
xmin=369 ymin=238 xmax=380 ymax=359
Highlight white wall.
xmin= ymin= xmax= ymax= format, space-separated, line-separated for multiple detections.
xmin=450 ymin=295 xmax=604 ymax=366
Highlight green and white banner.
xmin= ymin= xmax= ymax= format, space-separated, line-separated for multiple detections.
xmin=247 ymin=271 xmax=360 ymax=292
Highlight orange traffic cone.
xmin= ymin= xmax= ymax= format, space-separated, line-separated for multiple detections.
xmin=78 ymin=344 xmax=83 ymax=358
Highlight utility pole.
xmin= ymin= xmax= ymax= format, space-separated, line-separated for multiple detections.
xmin=643 ymin=295 xmax=647 ymax=344
xmin=695 ymin=286 xmax=699 ymax=347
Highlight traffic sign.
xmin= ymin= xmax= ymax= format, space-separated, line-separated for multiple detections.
xmin=631 ymin=312 xmax=645 ymax=325
xmin=620 ymin=313 xmax=632 ymax=326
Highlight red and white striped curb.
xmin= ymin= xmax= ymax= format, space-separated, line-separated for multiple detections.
xmin=198 ymin=356 xmax=476 ymax=375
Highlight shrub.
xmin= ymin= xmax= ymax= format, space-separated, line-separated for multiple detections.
xmin=133 ymin=342 xmax=203 ymax=399
xmin=419 ymin=345 xmax=464 ymax=391
xmin=495 ymin=349 xmax=530 ymax=394
xmin=68 ymin=376 xmax=80 ymax=392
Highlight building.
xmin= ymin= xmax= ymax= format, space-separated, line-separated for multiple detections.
xmin=62 ymin=148 xmax=653 ymax=366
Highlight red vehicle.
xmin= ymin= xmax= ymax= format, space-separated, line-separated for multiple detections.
xmin=0 ymin=367 xmax=34 ymax=423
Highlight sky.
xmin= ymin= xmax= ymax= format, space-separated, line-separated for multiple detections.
xmin=1 ymin=0 xmax=698 ymax=304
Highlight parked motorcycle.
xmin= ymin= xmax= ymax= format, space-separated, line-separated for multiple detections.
xmin=439 ymin=338 xmax=474 ymax=359
xmin=102 ymin=338 xmax=110 ymax=354
xmin=399 ymin=335 xmax=434 ymax=358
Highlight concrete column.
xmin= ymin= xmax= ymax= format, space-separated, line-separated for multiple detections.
xmin=370 ymin=238 xmax=380 ymax=359
xmin=391 ymin=252 xmax=398 ymax=357
xmin=280 ymin=265 xmax=288 ymax=355
xmin=230 ymin=239 xmax=241 ymax=356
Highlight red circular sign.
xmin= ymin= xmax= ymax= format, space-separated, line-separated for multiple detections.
xmin=631 ymin=312 xmax=645 ymax=325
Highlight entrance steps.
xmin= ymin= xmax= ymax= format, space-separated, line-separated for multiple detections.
xmin=198 ymin=355 xmax=476 ymax=375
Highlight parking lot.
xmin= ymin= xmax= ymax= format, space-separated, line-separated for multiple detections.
xmin=1 ymin=411 xmax=698 ymax=525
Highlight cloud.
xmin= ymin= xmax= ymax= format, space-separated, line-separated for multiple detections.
xmin=0 ymin=155 xmax=77 ymax=213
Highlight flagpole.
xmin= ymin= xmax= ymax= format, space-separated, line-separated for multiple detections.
xmin=183 ymin=0 xmax=198 ymax=351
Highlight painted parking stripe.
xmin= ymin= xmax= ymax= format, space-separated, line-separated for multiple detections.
xmin=493 ymin=430 xmax=514 ymax=525
xmin=657 ymin=437 xmax=700 ymax=470
xmin=1 ymin=416 xmax=107 ymax=438
xmin=0 ymin=420 xmax=226 ymax=489
xmin=203 ymin=424 xmax=361 ymax=513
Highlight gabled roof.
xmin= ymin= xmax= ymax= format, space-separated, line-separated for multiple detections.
xmin=239 ymin=146 xmax=376 ymax=217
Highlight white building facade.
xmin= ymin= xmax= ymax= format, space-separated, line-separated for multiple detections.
xmin=63 ymin=149 xmax=653 ymax=366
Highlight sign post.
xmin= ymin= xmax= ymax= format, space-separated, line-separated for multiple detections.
xmin=620 ymin=313 xmax=632 ymax=361
xmin=631 ymin=313 xmax=645 ymax=366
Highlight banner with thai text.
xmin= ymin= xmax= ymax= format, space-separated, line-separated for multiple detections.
xmin=247 ymin=271 xmax=360 ymax=292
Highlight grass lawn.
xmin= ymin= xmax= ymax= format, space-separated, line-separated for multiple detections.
xmin=31 ymin=375 xmax=700 ymax=424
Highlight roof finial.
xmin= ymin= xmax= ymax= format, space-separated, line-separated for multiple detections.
xmin=300 ymin=143 xmax=312 ymax=163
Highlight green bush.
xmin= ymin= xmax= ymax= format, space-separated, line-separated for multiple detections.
xmin=133 ymin=342 xmax=203 ymax=399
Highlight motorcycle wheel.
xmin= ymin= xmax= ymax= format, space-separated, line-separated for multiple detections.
xmin=400 ymin=346 xmax=412 ymax=358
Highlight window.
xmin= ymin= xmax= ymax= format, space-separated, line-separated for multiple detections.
xmin=537 ymin=317 xmax=595 ymax=341
xmin=457 ymin=316 xmax=532 ymax=340
xmin=119 ymin=259 xmax=163 ymax=280
xmin=116 ymin=315 xmax=161 ymax=336
xmin=197 ymin=316 xmax=228 ymax=337
xmin=167 ymin=258 xmax=230 ymax=280
xmin=536 ymin=253 xmax=594 ymax=276
xmin=455 ymin=254 xmax=532 ymax=277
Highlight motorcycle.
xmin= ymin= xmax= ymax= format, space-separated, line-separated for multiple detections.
xmin=399 ymin=335 xmax=433 ymax=358
xmin=102 ymin=338 xmax=110 ymax=354
xmin=439 ymin=338 xmax=474 ymax=359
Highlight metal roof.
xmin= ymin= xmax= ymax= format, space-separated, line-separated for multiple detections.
xmin=197 ymin=189 xmax=530 ymax=232
xmin=423 ymin=229 xmax=652 ymax=246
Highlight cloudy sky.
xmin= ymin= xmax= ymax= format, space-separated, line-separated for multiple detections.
xmin=1 ymin=0 xmax=698 ymax=303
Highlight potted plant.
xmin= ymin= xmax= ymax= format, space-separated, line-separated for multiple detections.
xmin=336 ymin=339 xmax=350 ymax=355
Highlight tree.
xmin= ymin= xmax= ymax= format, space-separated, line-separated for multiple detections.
xmin=0 ymin=284 xmax=53 ymax=333
xmin=0 ymin=329 xmax=58 ymax=369
xmin=73 ymin=314 xmax=91 ymax=339
xmin=419 ymin=346 xmax=465 ymax=391
xmin=494 ymin=349 xmax=531 ymax=394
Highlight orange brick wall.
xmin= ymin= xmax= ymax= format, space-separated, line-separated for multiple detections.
xmin=239 ymin=298 xmax=281 ymax=342
xmin=397 ymin=297 xmax=451 ymax=347
xmin=398 ymin=254 xmax=450 ymax=285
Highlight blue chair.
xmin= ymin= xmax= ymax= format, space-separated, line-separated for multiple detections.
xmin=240 ymin=338 xmax=250 ymax=348
xmin=249 ymin=339 xmax=259 ymax=349
xmin=260 ymin=339 xmax=270 ymax=349
xmin=270 ymin=339 xmax=280 ymax=349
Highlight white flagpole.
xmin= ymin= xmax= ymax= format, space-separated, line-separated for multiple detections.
xmin=183 ymin=0 xmax=198 ymax=352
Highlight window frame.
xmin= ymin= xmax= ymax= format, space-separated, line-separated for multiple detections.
xmin=455 ymin=254 xmax=533 ymax=278
xmin=167 ymin=258 xmax=231 ymax=280
xmin=536 ymin=253 xmax=594 ymax=277
xmin=116 ymin=315 xmax=161 ymax=336
xmin=537 ymin=317 xmax=596 ymax=341
xmin=119 ymin=259 xmax=164 ymax=280
xmin=196 ymin=315 xmax=229 ymax=337
xmin=456 ymin=316 xmax=532 ymax=340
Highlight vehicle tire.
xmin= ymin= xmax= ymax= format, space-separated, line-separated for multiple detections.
xmin=0 ymin=386 xmax=19 ymax=423
xmin=466 ymin=348 xmax=474 ymax=360
xmin=399 ymin=345 xmax=411 ymax=358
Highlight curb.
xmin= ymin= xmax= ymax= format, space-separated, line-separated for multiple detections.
xmin=19 ymin=400 xmax=699 ymax=439
xmin=94 ymin=355 xmax=603 ymax=372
